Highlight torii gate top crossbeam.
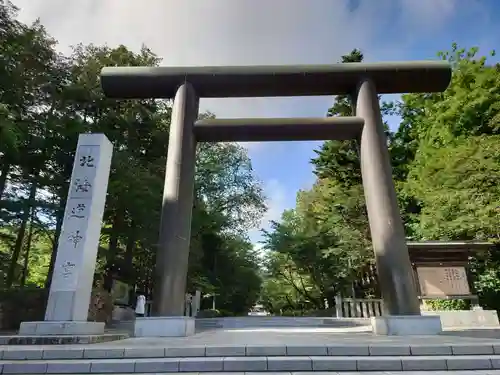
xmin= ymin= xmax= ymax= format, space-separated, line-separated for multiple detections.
xmin=100 ymin=61 xmax=451 ymax=99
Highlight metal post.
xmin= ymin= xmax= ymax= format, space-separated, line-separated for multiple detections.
xmin=153 ymin=83 xmax=199 ymax=316
xmin=356 ymin=79 xmax=420 ymax=316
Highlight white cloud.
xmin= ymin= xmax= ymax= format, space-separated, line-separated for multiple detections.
xmin=10 ymin=0 xmax=468 ymax=244
xmin=11 ymin=0 xmax=467 ymax=134
xmin=11 ymin=0 xmax=394 ymax=121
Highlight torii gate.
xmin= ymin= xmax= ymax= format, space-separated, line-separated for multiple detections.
xmin=101 ymin=61 xmax=451 ymax=335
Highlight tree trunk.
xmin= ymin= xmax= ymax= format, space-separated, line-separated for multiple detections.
xmin=0 ymin=161 xmax=10 ymax=200
xmin=6 ymin=178 xmax=37 ymax=287
xmin=104 ymin=215 xmax=120 ymax=291
xmin=124 ymin=221 xmax=136 ymax=271
xmin=20 ymin=207 xmax=36 ymax=287
xmin=44 ymin=197 xmax=65 ymax=289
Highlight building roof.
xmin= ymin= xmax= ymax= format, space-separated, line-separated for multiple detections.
xmin=407 ymin=241 xmax=495 ymax=265
xmin=407 ymin=241 xmax=494 ymax=251
xmin=101 ymin=61 xmax=452 ymax=99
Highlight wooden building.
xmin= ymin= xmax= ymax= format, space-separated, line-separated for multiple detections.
xmin=355 ymin=241 xmax=494 ymax=303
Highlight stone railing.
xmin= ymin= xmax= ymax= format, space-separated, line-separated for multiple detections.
xmin=335 ymin=295 xmax=384 ymax=318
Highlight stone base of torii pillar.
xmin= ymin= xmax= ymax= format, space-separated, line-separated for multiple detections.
xmin=19 ymin=134 xmax=113 ymax=336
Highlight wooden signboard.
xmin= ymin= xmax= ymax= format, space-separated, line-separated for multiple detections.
xmin=416 ymin=266 xmax=470 ymax=296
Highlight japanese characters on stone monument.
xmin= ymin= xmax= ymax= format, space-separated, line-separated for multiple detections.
xmin=19 ymin=134 xmax=113 ymax=336
xmin=46 ymin=134 xmax=113 ymax=320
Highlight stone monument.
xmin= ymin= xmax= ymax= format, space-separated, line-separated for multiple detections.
xmin=19 ymin=134 xmax=113 ymax=336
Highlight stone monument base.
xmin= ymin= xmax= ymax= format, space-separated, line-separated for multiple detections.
xmin=18 ymin=321 xmax=105 ymax=336
xmin=371 ymin=315 xmax=442 ymax=335
xmin=134 ymin=316 xmax=195 ymax=337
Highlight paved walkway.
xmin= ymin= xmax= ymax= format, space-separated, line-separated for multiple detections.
xmin=2 ymin=327 xmax=500 ymax=349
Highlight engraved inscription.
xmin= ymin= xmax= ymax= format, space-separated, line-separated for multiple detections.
xmin=74 ymin=177 xmax=92 ymax=193
xmin=68 ymin=230 xmax=83 ymax=249
xmin=79 ymin=155 xmax=95 ymax=168
xmin=417 ymin=266 xmax=470 ymax=296
xmin=61 ymin=261 xmax=76 ymax=279
xmin=69 ymin=203 xmax=86 ymax=219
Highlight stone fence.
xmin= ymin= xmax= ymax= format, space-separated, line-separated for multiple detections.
xmin=335 ymin=295 xmax=499 ymax=328
xmin=334 ymin=296 xmax=384 ymax=318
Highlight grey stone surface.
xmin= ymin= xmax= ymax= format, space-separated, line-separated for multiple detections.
xmin=246 ymin=345 xmax=287 ymax=356
xmin=356 ymin=78 xmax=420 ymax=316
xmin=223 ymin=356 xmax=267 ymax=371
xmin=327 ymin=345 xmax=369 ymax=356
xmin=3 ymin=361 xmax=46 ymax=373
xmin=165 ymin=346 xmax=206 ymax=357
xmin=286 ymin=345 xmax=327 ymax=356
xmin=124 ymin=346 xmax=165 ymax=358
xmin=446 ymin=356 xmax=493 ymax=370
xmin=179 ymin=357 xmax=223 ymax=372
xmin=423 ymin=309 xmax=500 ymax=329
xmin=356 ymin=357 xmax=403 ymax=371
xmin=369 ymin=344 xmax=411 ymax=356
xmin=372 ymin=315 xmax=442 ymax=335
xmin=154 ymin=83 xmax=199 ymax=316
xmin=2 ymin=348 xmax=43 ymax=359
xmin=6 ymin=326 xmax=500 ymax=350
xmin=206 ymin=345 xmax=246 ymax=356
xmin=42 ymin=347 xmax=84 ymax=359
xmin=410 ymin=344 xmax=452 ymax=355
xmin=20 ymin=321 xmax=105 ymax=336
xmin=491 ymin=357 xmax=500 ymax=369
xmin=83 ymin=348 xmax=125 ymax=359
xmin=267 ymin=356 xmax=312 ymax=371
xmin=451 ymin=344 xmax=494 ymax=355
xmin=0 ymin=332 xmax=127 ymax=345
xmin=45 ymin=134 xmax=113 ymax=323
xmin=402 ymin=356 xmax=448 ymax=370
xmin=89 ymin=358 xmax=135 ymax=373
xmin=2 ymin=326 xmax=500 ymax=374
xmin=46 ymin=360 xmax=91 ymax=373
xmin=311 ymin=356 xmax=357 ymax=371
xmin=134 ymin=357 xmax=179 ymax=372
xmin=3 ymin=355 xmax=500 ymax=373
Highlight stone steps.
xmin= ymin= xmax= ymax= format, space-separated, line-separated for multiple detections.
xmin=195 ymin=317 xmax=370 ymax=330
xmin=2 ymin=343 xmax=500 ymax=373
xmin=2 ymin=354 xmax=500 ymax=373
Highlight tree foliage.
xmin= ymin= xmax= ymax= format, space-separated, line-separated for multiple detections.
xmin=0 ymin=1 xmax=264 ymax=315
xmin=262 ymin=45 xmax=500 ymax=314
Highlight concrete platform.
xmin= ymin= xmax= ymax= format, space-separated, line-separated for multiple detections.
xmin=134 ymin=316 xmax=195 ymax=337
xmin=371 ymin=315 xmax=442 ymax=335
xmin=19 ymin=321 xmax=105 ymax=336
xmin=195 ymin=316 xmax=370 ymax=330
xmin=2 ymin=328 xmax=500 ymax=373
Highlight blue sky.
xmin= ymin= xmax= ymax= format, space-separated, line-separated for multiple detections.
xmin=12 ymin=0 xmax=500 ymax=245
xmin=242 ymin=0 xmax=500 ymax=244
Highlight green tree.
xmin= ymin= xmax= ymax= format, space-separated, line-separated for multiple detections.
xmin=389 ymin=44 xmax=500 ymax=309
xmin=0 ymin=3 xmax=266 ymax=316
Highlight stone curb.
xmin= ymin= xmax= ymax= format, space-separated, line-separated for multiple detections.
xmin=1 ymin=354 xmax=500 ymax=373
xmin=1 ymin=343 xmax=500 ymax=359
xmin=0 ymin=334 xmax=128 ymax=346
